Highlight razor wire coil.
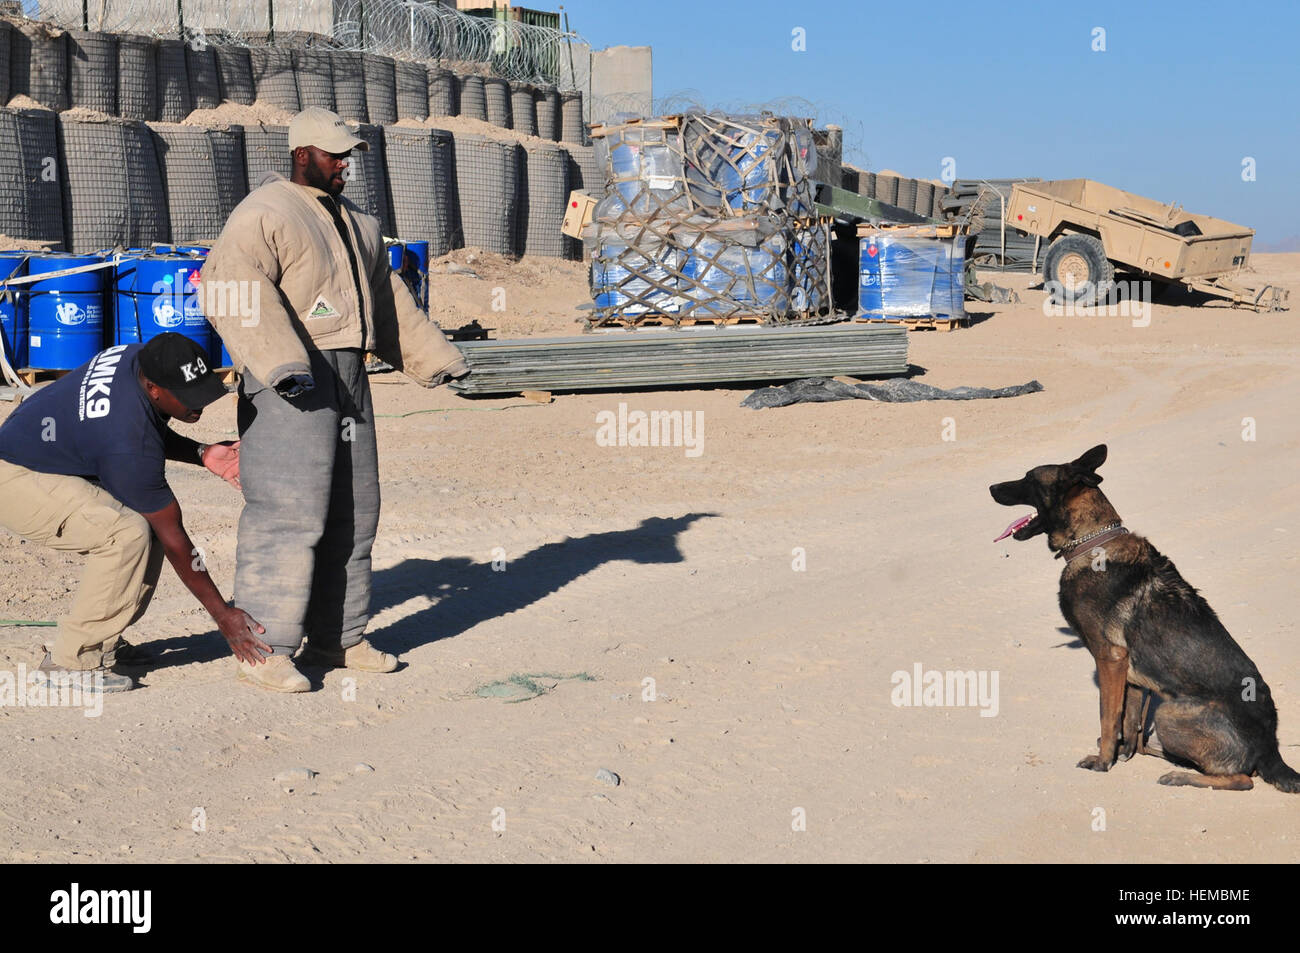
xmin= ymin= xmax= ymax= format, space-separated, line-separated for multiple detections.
xmin=33 ymin=0 xmax=585 ymax=88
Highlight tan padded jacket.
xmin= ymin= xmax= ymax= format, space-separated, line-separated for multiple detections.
xmin=198 ymin=173 xmax=468 ymax=389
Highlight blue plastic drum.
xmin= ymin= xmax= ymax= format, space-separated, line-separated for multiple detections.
xmin=945 ymin=236 xmax=967 ymax=320
xmin=114 ymin=255 xmax=212 ymax=357
xmin=680 ymin=237 xmax=785 ymax=306
xmin=404 ymin=240 xmax=429 ymax=309
xmin=859 ymin=234 xmax=962 ymax=318
xmin=27 ymin=254 xmax=108 ymax=370
xmin=0 ymin=252 xmax=29 ymax=369
xmin=386 ymin=242 xmax=405 ymax=273
xmin=858 ymin=237 xmax=884 ymax=315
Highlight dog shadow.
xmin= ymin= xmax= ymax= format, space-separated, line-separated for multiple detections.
xmin=1052 ymin=626 xmax=1086 ymax=649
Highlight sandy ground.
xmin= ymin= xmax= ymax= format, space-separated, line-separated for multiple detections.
xmin=1 ymin=253 xmax=1297 ymax=863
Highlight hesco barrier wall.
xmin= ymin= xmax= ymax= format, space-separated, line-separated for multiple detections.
xmin=484 ymin=76 xmax=510 ymax=128
xmin=331 ymin=50 xmax=367 ymax=122
xmin=11 ymin=19 xmax=69 ymax=111
xmin=363 ymin=53 xmax=397 ymax=126
xmin=344 ymin=123 xmax=394 ymax=238
xmin=560 ymin=90 xmax=584 ymax=145
xmin=536 ymin=86 xmax=560 ymax=142
xmin=151 ymin=124 xmax=247 ymax=245
xmin=510 ymin=82 xmax=536 ymax=137
xmin=58 ymin=117 xmax=169 ymax=252
xmin=293 ymin=47 xmax=334 ymax=111
xmin=428 ymin=68 xmax=456 ymax=118
xmin=521 ymin=143 xmax=569 ymax=258
xmin=116 ymin=34 xmax=157 ymax=120
xmin=68 ymin=31 xmax=117 ymax=114
xmin=1 ymin=23 xmax=608 ymax=260
xmin=155 ymin=38 xmax=192 ymax=122
xmin=453 ymin=133 xmax=519 ymax=255
xmin=242 ymin=125 xmax=291 ymax=192
xmin=459 ymin=74 xmax=486 ymax=121
xmin=0 ymin=23 xmax=11 ymax=105
xmin=250 ymin=47 xmax=298 ymax=112
xmin=383 ymin=126 xmax=456 ymax=256
xmin=186 ymin=44 xmax=219 ymax=111
xmin=0 ymin=108 xmax=63 ymax=248
xmin=214 ymin=45 xmax=254 ymax=105
xmin=395 ymin=61 xmax=427 ymax=121
xmin=564 ymin=143 xmax=602 ymax=197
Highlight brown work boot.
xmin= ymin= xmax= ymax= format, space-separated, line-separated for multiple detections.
xmin=299 ymin=639 xmax=398 ymax=673
xmin=36 ymin=654 xmax=135 ymax=693
xmin=237 ymin=655 xmax=310 ymax=693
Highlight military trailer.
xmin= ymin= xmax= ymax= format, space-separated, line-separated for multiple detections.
xmin=1004 ymin=179 xmax=1288 ymax=311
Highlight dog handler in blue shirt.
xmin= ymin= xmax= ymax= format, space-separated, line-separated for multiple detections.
xmin=0 ymin=333 xmax=271 ymax=692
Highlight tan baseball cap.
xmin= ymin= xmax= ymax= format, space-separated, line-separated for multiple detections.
xmin=288 ymin=107 xmax=369 ymax=154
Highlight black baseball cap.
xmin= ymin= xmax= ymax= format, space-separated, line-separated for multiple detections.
xmin=138 ymin=333 xmax=228 ymax=410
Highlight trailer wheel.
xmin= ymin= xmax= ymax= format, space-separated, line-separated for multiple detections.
xmin=1043 ymin=235 xmax=1114 ymax=307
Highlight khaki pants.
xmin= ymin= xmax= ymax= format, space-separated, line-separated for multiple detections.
xmin=0 ymin=459 xmax=164 ymax=669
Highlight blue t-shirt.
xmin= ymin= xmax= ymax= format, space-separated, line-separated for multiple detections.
xmin=0 ymin=343 xmax=175 ymax=514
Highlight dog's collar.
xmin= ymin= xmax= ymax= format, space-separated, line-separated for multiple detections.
xmin=1056 ymin=523 xmax=1128 ymax=564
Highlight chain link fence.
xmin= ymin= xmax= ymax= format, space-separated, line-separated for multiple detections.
xmin=32 ymin=0 xmax=585 ymax=86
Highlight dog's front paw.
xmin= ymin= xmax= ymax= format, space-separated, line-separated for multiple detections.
xmin=1077 ymin=754 xmax=1113 ymax=772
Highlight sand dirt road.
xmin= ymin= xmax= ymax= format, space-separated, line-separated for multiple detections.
xmin=2 ymin=255 xmax=1297 ymax=862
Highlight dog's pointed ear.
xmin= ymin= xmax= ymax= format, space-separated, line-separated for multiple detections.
xmin=1072 ymin=444 xmax=1107 ymax=472
xmin=1069 ymin=444 xmax=1107 ymax=486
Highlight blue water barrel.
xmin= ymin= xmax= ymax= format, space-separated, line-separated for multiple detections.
xmin=0 ymin=252 xmax=29 ymax=369
xmin=404 ymin=240 xmax=429 ymax=309
xmin=591 ymin=243 xmax=633 ymax=311
xmin=189 ymin=259 xmax=232 ymax=368
xmin=945 ymin=236 xmax=967 ymax=320
xmin=859 ymin=237 xmax=883 ymax=315
xmin=174 ymin=245 xmax=211 ymax=257
xmin=710 ymin=133 xmax=778 ymax=211
xmin=114 ymin=255 xmax=212 ymax=357
xmin=859 ymin=234 xmax=961 ymax=317
xmin=681 ymin=237 xmax=785 ymax=306
xmin=387 ymin=240 xmax=423 ymax=307
xmin=27 ymin=254 xmax=108 ymax=370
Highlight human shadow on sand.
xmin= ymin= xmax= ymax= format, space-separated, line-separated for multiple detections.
xmin=364 ymin=512 xmax=714 ymax=655
xmin=127 ymin=513 xmax=713 ymax=672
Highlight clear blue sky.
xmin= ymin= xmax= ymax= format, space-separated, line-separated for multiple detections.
xmin=559 ymin=0 xmax=1300 ymax=246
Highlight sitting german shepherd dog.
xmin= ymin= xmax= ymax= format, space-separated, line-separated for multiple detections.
xmin=990 ymin=445 xmax=1300 ymax=791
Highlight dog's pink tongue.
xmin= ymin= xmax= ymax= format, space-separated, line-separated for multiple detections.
xmin=994 ymin=513 xmax=1034 ymax=542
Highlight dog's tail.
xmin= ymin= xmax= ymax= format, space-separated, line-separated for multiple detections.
xmin=1260 ymin=749 xmax=1300 ymax=793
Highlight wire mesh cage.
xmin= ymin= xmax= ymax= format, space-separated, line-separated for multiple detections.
xmin=584 ymin=112 xmax=831 ymax=329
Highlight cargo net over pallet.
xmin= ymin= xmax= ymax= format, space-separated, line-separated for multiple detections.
xmin=582 ymin=112 xmax=830 ymax=330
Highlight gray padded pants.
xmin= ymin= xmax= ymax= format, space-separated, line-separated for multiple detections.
xmin=234 ymin=348 xmax=379 ymax=656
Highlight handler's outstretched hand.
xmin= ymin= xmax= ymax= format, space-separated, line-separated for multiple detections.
xmin=202 ymin=440 xmax=242 ymax=490
xmin=217 ymin=605 xmax=271 ymax=665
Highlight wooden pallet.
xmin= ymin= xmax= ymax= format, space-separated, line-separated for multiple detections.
xmin=590 ymin=313 xmax=765 ymax=329
xmin=15 ymin=367 xmax=72 ymax=386
xmin=588 ymin=310 xmax=836 ymax=330
xmin=856 ymin=222 xmax=963 ymax=239
xmin=589 ymin=114 xmax=684 ymax=138
xmin=853 ymin=315 xmax=966 ymax=332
